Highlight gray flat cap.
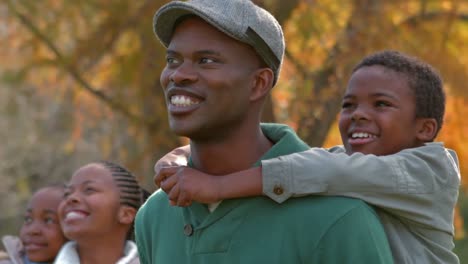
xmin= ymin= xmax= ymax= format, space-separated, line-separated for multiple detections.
xmin=153 ymin=0 xmax=285 ymax=85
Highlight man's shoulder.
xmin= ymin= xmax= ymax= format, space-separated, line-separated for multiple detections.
xmin=140 ymin=189 xmax=169 ymax=210
xmin=284 ymin=196 xmax=378 ymax=222
xmin=136 ymin=189 xmax=171 ymax=220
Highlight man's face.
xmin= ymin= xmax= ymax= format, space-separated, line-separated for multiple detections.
xmin=160 ymin=17 xmax=262 ymax=141
xmin=339 ymin=65 xmax=422 ymax=155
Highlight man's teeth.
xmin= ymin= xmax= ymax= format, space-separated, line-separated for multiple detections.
xmin=171 ymin=95 xmax=199 ymax=106
xmin=351 ymin=132 xmax=376 ymax=139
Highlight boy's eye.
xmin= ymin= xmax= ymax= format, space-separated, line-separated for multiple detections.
xmin=375 ymin=100 xmax=391 ymax=107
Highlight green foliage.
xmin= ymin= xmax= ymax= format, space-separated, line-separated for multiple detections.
xmin=1 ymin=69 xmax=28 ymax=85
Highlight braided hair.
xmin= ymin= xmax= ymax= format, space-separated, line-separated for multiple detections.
xmin=98 ymin=161 xmax=150 ymax=240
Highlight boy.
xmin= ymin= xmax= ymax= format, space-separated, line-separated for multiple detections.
xmin=156 ymin=50 xmax=461 ymax=263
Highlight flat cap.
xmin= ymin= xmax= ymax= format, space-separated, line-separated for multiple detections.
xmin=153 ymin=0 xmax=285 ymax=85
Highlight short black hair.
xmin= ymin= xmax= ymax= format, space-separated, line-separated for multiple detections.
xmin=353 ymin=50 xmax=445 ymax=138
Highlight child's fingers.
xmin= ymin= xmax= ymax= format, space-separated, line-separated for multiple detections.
xmin=154 ymin=166 xmax=181 ymax=187
xmin=167 ymin=183 xmax=180 ymax=205
xmin=160 ymin=174 xmax=178 ymax=193
xmin=177 ymin=189 xmax=192 ymax=207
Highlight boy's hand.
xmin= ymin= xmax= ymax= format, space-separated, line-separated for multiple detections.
xmin=154 ymin=145 xmax=190 ymax=177
xmin=155 ymin=166 xmax=221 ymax=207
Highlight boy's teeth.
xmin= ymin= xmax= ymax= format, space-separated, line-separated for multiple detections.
xmin=352 ymin=132 xmax=375 ymax=139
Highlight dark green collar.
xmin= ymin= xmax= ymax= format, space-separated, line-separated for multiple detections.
xmin=184 ymin=123 xmax=309 ymax=229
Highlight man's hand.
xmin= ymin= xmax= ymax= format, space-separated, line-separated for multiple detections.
xmin=155 ymin=166 xmax=221 ymax=207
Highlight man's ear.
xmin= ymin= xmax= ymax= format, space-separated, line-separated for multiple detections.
xmin=416 ymin=118 xmax=438 ymax=142
xmin=118 ymin=205 xmax=137 ymax=225
xmin=249 ymin=68 xmax=274 ymax=102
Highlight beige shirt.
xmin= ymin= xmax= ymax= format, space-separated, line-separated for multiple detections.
xmin=262 ymin=142 xmax=460 ymax=264
xmin=1 ymin=236 xmax=24 ymax=264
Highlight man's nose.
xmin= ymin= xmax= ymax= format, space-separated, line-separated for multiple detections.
xmin=169 ymin=61 xmax=198 ymax=85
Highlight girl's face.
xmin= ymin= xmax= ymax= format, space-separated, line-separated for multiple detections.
xmin=58 ymin=164 xmax=123 ymax=241
xmin=19 ymin=187 xmax=67 ymax=262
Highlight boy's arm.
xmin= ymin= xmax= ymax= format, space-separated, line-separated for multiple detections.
xmin=262 ymin=142 xmax=460 ymax=231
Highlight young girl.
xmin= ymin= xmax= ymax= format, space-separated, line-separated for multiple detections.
xmin=54 ymin=161 xmax=148 ymax=264
xmin=154 ymin=50 xmax=460 ymax=263
xmin=0 ymin=184 xmax=68 ymax=264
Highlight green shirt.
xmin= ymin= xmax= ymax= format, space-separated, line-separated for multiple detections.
xmin=262 ymin=142 xmax=460 ymax=263
xmin=135 ymin=123 xmax=393 ymax=264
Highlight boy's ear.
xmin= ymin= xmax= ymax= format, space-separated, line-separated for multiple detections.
xmin=416 ymin=118 xmax=438 ymax=142
xmin=249 ymin=68 xmax=274 ymax=102
xmin=118 ymin=205 xmax=137 ymax=225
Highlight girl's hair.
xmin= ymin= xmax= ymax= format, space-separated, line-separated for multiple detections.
xmin=97 ymin=161 xmax=150 ymax=240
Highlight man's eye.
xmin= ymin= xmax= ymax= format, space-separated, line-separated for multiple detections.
xmin=166 ymin=57 xmax=179 ymax=64
xmin=199 ymin=57 xmax=215 ymax=64
xmin=341 ymin=102 xmax=353 ymax=109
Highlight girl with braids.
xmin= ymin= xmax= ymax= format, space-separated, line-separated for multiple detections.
xmin=54 ymin=161 xmax=148 ymax=264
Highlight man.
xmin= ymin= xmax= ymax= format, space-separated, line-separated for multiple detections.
xmin=135 ymin=0 xmax=393 ymax=263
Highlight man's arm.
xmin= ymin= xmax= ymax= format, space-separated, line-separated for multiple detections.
xmin=262 ymin=142 xmax=460 ymax=231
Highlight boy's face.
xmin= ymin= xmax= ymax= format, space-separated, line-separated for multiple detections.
xmin=160 ymin=17 xmax=261 ymax=140
xmin=19 ymin=187 xmax=67 ymax=262
xmin=339 ymin=65 xmax=423 ymax=155
xmin=59 ymin=164 xmax=123 ymax=241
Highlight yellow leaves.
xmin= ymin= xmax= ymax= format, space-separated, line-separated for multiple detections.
xmin=284 ymin=0 xmax=351 ymax=69
xmin=16 ymin=177 xmax=31 ymax=200
xmin=439 ymin=96 xmax=468 ymax=191
xmin=63 ymin=140 xmax=75 ymax=154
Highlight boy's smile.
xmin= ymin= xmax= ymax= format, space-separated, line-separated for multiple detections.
xmin=339 ymin=65 xmax=423 ymax=156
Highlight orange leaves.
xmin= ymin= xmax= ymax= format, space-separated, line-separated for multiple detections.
xmin=438 ymin=96 xmax=468 ymax=191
